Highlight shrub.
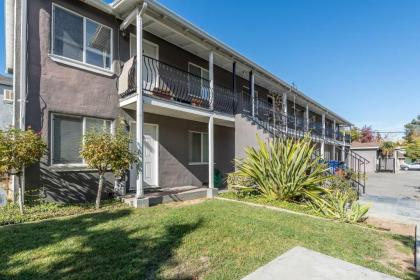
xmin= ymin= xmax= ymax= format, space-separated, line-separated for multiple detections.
xmin=230 ymin=135 xmax=329 ymax=201
xmin=308 ymin=177 xmax=369 ymax=223
xmin=0 ymin=128 xmax=47 ymax=214
xmin=80 ymin=122 xmax=136 ymax=209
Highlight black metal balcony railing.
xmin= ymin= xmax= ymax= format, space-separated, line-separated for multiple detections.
xmin=325 ymin=127 xmax=335 ymax=139
xmin=308 ymin=122 xmax=323 ymax=137
xmin=118 ymin=56 xmax=345 ymax=142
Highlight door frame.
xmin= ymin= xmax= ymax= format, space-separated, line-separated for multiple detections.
xmin=129 ymin=122 xmax=159 ymax=189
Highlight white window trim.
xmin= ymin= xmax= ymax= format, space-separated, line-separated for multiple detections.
xmin=188 ymin=62 xmax=209 ymax=79
xmin=188 ymin=130 xmax=209 ymax=165
xmin=129 ymin=34 xmax=160 ymax=60
xmin=50 ymin=113 xmax=113 ymax=167
xmin=51 ymin=3 xmax=114 ymax=74
xmin=3 ymin=89 xmax=13 ymax=103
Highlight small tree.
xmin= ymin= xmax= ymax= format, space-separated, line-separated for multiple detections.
xmin=0 ymin=128 xmax=46 ymax=214
xmin=80 ymin=123 xmax=136 ymax=209
xmin=360 ymin=125 xmax=375 ymax=143
xmin=349 ymin=127 xmax=361 ymax=142
xmin=380 ymin=141 xmax=396 ymax=158
xmin=405 ymin=136 xmax=420 ymax=161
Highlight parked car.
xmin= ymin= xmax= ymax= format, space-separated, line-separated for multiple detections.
xmin=400 ymin=162 xmax=420 ymax=171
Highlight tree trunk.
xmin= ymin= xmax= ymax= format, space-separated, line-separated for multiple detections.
xmin=96 ymin=174 xmax=104 ymax=209
xmin=18 ymin=174 xmax=24 ymax=214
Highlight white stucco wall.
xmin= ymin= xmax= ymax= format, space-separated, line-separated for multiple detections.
xmin=350 ymin=149 xmax=378 ymax=173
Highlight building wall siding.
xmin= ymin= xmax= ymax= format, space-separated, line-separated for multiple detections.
xmin=126 ymin=111 xmax=235 ymax=188
xmin=0 ymin=83 xmax=13 ymax=130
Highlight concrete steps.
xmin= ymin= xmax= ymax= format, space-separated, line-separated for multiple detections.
xmin=121 ymin=186 xmax=212 ymax=207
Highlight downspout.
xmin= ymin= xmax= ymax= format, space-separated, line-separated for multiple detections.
xmin=19 ymin=0 xmax=27 ymax=204
xmin=19 ymin=0 xmax=27 ymax=130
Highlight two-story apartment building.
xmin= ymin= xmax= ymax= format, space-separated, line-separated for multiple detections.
xmin=5 ymin=0 xmax=353 ymax=206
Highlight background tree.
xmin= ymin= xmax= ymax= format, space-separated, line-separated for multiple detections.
xmin=360 ymin=125 xmax=375 ymax=143
xmin=0 ymin=128 xmax=46 ymax=214
xmin=81 ymin=123 xmax=136 ymax=209
xmin=349 ymin=127 xmax=361 ymax=142
xmin=403 ymin=116 xmax=420 ymax=161
xmin=404 ymin=115 xmax=420 ymax=142
xmin=405 ymin=136 xmax=420 ymax=161
xmin=380 ymin=141 xmax=396 ymax=158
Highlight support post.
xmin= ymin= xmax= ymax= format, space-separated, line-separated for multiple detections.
xmin=232 ymin=62 xmax=237 ymax=113
xmin=342 ymin=128 xmax=346 ymax=162
xmin=249 ymin=71 xmax=255 ymax=117
xmin=321 ymin=113 xmax=326 ymax=159
xmin=207 ymin=115 xmax=217 ymax=198
xmin=332 ymin=119 xmax=336 ymax=160
xmin=305 ymin=104 xmax=309 ymax=132
xmin=135 ymin=6 xmax=146 ymax=205
xmin=209 ymin=51 xmax=214 ymax=111
xmin=283 ymin=92 xmax=288 ymax=132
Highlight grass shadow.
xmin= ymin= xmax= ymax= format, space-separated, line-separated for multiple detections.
xmin=0 ymin=208 xmax=203 ymax=280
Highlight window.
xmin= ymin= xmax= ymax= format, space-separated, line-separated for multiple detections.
xmin=52 ymin=114 xmax=111 ymax=165
xmin=3 ymin=89 xmax=13 ymax=103
xmin=189 ymin=131 xmax=208 ymax=164
xmin=52 ymin=5 xmax=112 ymax=70
xmin=188 ymin=63 xmax=209 ymax=99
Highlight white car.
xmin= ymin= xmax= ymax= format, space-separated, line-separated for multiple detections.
xmin=400 ymin=162 xmax=420 ymax=171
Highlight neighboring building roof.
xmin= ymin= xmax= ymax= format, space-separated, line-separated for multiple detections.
xmin=0 ymin=75 xmax=12 ymax=87
xmin=350 ymin=142 xmax=381 ymax=150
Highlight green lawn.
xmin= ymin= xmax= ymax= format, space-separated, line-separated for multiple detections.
xmin=0 ymin=199 xmax=415 ymax=280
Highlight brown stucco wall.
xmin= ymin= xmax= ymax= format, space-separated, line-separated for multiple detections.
xmin=125 ymin=111 xmax=235 ymax=188
xmin=24 ymin=0 xmax=126 ymax=203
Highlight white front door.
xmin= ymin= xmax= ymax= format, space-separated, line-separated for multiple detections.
xmin=129 ymin=123 xmax=159 ymax=190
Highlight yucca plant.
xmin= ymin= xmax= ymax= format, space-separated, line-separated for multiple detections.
xmin=232 ymin=135 xmax=329 ymax=201
xmin=308 ymin=190 xmax=370 ymax=223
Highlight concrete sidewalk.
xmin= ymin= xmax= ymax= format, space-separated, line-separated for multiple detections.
xmin=241 ymin=247 xmax=399 ymax=280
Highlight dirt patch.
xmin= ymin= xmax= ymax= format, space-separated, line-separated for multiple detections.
xmin=365 ymin=216 xmax=416 ymax=237
xmin=365 ymin=217 xmax=416 ymax=277
xmin=166 ymin=198 xmax=206 ymax=208
xmin=380 ymin=238 xmax=416 ymax=276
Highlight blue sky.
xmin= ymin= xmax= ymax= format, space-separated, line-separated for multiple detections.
xmin=2 ymin=0 xmax=419 ymax=138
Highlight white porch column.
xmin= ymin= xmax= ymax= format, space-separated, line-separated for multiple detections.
xmin=305 ymin=104 xmax=309 ymax=132
xmin=321 ymin=113 xmax=326 ymax=159
xmin=135 ymin=7 xmax=145 ymax=200
xmin=341 ymin=128 xmax=346 ymax=162
xmin=332 ymin=120 xmax=336 ymax=160
xmin=282 ymin=92 xmax=288 ymax=132
xmin=209 ymin=51 xmax=214 ymax=111
xmin=207 ymin=115 xmax=217 ymax=198
xmin=208 ymin=50 xmax=216 ymax=196
xmin=250 ymin=71 xmax=255 ymax=117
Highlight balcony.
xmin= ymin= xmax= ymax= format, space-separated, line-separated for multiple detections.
xmin=118 ymin=55 xmax=236 ymax=115
xmin=118 ymin=56 xmax=341 ymax=142
xmin=308 ymin=122 xmax=323 ymax=137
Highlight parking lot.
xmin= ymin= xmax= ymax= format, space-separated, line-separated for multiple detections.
xmin=364 ymin=171 xmax=420 ymax=200
xmin=359 ymin=171 xmax=420 ymax=223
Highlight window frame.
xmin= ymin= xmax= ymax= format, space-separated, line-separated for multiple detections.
xmin=188 ymin=130 xmax=209 ymax=165
xmin=50 ymin=113 xmax=113 ymax=167
xmin=51 ymin=3 xmax=114 ymax=74
xmin=3 ymin=89 xmax=13 ymax=103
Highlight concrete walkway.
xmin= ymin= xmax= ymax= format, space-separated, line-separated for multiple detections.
xmin=241 ymin=247 xmax=399 ymax=280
